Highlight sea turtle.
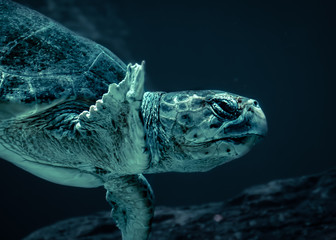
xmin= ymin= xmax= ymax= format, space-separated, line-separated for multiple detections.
xmin=0 ymin=0 xmax=267 ymax=239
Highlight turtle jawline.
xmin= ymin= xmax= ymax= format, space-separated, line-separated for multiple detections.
xmin=185 ymin=134 xmax=261 ymax=148
xmin=214 ymin=134 xmax=263 ymax=145
xmin=224 ymin=136 xmax=249 ymax=144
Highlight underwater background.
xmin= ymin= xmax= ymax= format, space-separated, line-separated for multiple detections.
xmin=0 ymin=0 xmax=335 ymax=239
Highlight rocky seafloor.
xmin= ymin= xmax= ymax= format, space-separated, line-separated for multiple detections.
xmin=24 ymin=169 xmax=336 ymax=240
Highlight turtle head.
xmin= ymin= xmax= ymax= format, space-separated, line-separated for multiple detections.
xmin=142 ymin=90 xmax=267 ymax=173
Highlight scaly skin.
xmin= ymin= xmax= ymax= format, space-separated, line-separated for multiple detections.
xmin=142 ymin=90 xmax=267 ymax=174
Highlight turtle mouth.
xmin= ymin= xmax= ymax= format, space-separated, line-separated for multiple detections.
xmin=223 ymin=136 xmax=250 ymax=144
xmin=218 ymin=134 xmax=264 ymax=145
xmin=184 ymin=134 xmax=263 ymax=147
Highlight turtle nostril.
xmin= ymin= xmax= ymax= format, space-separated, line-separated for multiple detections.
xmin=253 ymin=101 xmax=259 ymax=107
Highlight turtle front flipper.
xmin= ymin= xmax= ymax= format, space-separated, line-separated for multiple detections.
xmin=105 ymin=174 xmax=154 ymax=240
xmin=76 ymin=62 xmax=149 ymax=174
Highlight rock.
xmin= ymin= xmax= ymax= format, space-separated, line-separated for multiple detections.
xmin=24 ymin=169 xmax=336 ymax=240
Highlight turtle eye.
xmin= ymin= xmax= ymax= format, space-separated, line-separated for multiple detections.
xmin=211 ymin=98 xmax=238 ymax=120
xmin=217 ymin=100 xmax=236 ymax=114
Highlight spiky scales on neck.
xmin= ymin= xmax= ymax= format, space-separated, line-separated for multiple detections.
xmin=75 ymin=62 xmax=150 ymax=175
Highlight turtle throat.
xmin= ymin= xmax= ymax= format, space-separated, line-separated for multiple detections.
xmin=141 ymin=91 xmax=170 ymax=173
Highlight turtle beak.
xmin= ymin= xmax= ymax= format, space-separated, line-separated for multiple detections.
xmin=220 ymin=98 xmax=267 ymax=141
xmin=246 ymin=99 xmax=268 ymax=138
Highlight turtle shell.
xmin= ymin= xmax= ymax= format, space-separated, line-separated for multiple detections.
xmin=0 ymin=0 xmax=126 ymax=120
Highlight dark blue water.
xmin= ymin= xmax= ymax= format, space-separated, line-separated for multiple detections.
xmin=1 ymin=0 xmax=335 ymax=239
